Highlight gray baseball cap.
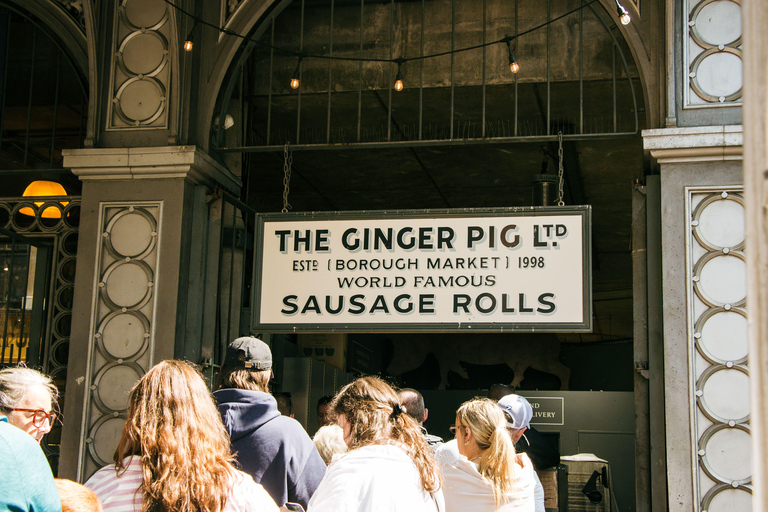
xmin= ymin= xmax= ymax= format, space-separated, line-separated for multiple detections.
xmin=224 ymin=336 xmax=273 ymax=370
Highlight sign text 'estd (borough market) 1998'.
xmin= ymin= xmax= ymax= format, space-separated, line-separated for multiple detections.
xmin=252 ymin=206 xmax=592 ymax=333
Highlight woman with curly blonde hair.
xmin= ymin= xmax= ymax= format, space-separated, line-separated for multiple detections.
xmin=435 ymin=398 xmax=537 ymax=512
xmin=307 ymin=376 xmax=443 ymax=512
xmin=85 ymin=360 xmax=278 ymax=512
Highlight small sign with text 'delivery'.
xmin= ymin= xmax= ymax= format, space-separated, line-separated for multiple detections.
xmin=527 ymin=397 xmax=564 ymax=426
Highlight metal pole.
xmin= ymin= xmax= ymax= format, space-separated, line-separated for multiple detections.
xmin=514 ymin=0 xmax=518 ymax=136
xmin=326 ymin=0 xmax=335 ymax=144
xmin=546 ymin=0 xmax=550 ymax=135
xmin=267 ymin=20 xmax=275 ymax=145
xmin=387 ymin=0 xmax=394 ymax=142
xmin=419 ymin=0 xmax=424 ymax=141
xmin=23 ymin=28 xmax=37 ymax=169
xmin=296 ymin=0 xmax=305 ymax=144
xmin=613 ymin=44 xmax=618 ymax=133
xmin=357 ymin=0 xmax=364 ymax=141
xmin=579 ymin=0 xmax=584 ymax=134
xmin=450 ymin=0 xmax=455 ymax=139
xmin=49 ymin=52 xmax=62 ymax=167
xmin=481 ymin=0 xmax=487 ymax=138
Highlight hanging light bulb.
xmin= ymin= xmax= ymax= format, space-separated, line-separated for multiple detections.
xmin=506 ymin=40 xmax=519 ymax=74
xmin=509 ymin=54 xmax=519 ymax=74
xmin=183 ymin=22 xmax=197 ymax=52
xmin=290 ymin=59 xmax=302 ymax=89
xmin=393 ymin=61 xmax=404 ymax=92
xmin=616 ymin=1 xmax=631 ymax=25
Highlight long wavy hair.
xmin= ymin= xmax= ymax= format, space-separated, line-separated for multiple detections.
xmin=113 ymin=360 xmax=237 ymax=512
xmin=331 ymin=376 xmax=441 ymax=494
xmin=457 ymin=398 xmax=518 ymax=507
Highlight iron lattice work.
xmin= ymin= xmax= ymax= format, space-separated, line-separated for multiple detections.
xmin=0 ymin=195 xmax=80 ymax=472
xmin=214 ymin=0 xmax=641 ymax=154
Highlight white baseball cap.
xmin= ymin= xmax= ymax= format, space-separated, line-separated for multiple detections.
xmin=497 ymin=394 xmax=533 ymax=429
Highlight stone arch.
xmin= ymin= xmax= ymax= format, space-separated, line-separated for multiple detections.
xmin=198 ymin=0 xmax=659 ymax=152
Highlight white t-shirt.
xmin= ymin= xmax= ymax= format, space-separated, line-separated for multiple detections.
xmin=85 ymin=457 xmax=279 ymax=512
xmin=308 ymin=443 xmax=444 ymax=512
xmin=435 ymin=440 xmax=538 ymax=512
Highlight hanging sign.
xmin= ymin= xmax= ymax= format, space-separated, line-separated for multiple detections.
xmin=252 ymin=206 xmax=591 ymax=333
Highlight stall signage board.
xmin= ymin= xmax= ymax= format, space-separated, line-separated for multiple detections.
xmin=527 ymin=397 xmax=565 ymax=426
xmin=252 ymin=206 xmax=591 ymax=333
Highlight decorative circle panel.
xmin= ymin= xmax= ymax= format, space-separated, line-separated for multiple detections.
xmin=103 ymin=260 xmax=153 ymax=309
xmin=706 ymin=487 xmax=752 ymax=512
xmin=123 ymin=0 xmax=168 ymax=29
xmin=120 ymin=32 xmax=167 ymax=76
xmin=695 ymin=254 xmax=746 ymax=306
xmin=93 ymin=362 xmax=143 ymax=414
xmin=89 ymin=416 xmax=127 ymax=466
xmin=99 ymin=311 xmax=149 ymax=360
xmin=701 ymin=426 xmax=751 ymax=481
xmin=700 ymin=368 xmax=750 ymax=421
xmin=695 ymin=196 xmax=745 ymax=249
xmin=692 ymin=1 xmax=742 ymax=46
xmin=116 ymin=78 xmax=165 ymax=123
xmin=693 ymin=51 xmax=743 ymax=99
xmin=106 ymin=209 xmax=156 ymax=258
xmin=698 ymin=310 xmax=748 ymax=363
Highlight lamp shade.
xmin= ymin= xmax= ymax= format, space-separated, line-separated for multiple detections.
xmin=20 ymin=180 xmax=69 ymax=219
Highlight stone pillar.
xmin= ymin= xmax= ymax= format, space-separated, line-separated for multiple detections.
xmin=741 ymin=0 xmax=768 ymax=510
xmin=644 ymin=126 xmax=750 ymax=512
xmin=58 ymin=146 xmax=239 ymax=481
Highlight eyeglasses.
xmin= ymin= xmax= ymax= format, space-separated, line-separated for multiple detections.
xmin=449 ymin=424 xmax=466 ymax=435
xmin=11 ymin=408 xmax=57 ymax=428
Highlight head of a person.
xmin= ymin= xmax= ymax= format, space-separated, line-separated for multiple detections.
xmin=216 ymin=336 xmax=273 ymax=392
xmin=55 ymin=478 xmax=103 ymax=512
xmin=274 ymin=392 xmax=293 ymax=417
xmin=497 ymin=394 xmax=533 ymax=442
xmin=115 ymin=360 xmax=236 ymax=512
xmin=331 ymin=376 xmax=441 ymax=493
xmin=455 ymin=398 xmax=517 ymax=506
xmin=312 ymin=424 xmax=347 ymax=465
xmin=317 ymin=395 xmax=333 ymax=427
xmin=398 ymin=388 xmax=427 ymax=425
xmin=0 ymin=365 xmax=58 ymax=443
xmin=487 ymin=383 xmax=515 ymax=401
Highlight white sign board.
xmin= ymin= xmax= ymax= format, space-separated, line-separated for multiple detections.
xmin=252 ymin=207 xmax=591 ymax=332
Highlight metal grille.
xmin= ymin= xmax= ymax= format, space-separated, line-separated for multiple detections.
xmin=0 ymin=8 xmax=87 ymax=171
xmin=198 ymin=190 xmax=258 ymax=386
xmin=214 ymin=0 xmax=640 ymax=154
xmin=0 ymin=195 xmax=80 ymax=471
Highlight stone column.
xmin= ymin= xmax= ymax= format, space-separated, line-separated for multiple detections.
xmin=742 ymin=0 xmax=768 ymax=509
xmin=644 ymin=126 xmax=749 ymax=512
xmin=58 ymin=146 xmax=239 ymax=481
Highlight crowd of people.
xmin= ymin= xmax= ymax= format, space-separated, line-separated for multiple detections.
xmin=1 ymin=336 xmax=561 ymax=512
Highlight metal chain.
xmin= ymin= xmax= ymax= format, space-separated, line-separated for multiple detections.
xmin=282 ymin=142 xmax=293 ymax=213
xmin=557 ymin=131 xmax=565 ymax=206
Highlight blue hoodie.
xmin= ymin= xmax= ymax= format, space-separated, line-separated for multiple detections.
xmin=214 ymin=388 xmax=326 ymax=509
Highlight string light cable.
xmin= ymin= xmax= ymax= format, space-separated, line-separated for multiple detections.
xmin=161 ymin=0 xmax=630 ymax=88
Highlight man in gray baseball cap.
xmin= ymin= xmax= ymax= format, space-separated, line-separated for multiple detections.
xmin=214 ymin=337 xmax=326 ymax=509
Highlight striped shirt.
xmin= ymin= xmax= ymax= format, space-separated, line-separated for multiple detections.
xmin=85 ymin=457 xmax=278 ymax=512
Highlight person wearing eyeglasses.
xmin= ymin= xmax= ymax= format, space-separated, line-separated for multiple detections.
xmin=435 ymin=398 xmax=537 ymax=512
xmin=0 ymin=365 xmax=62 ymax=512
xmin=0 ymin=365 xmax=59 ymax=443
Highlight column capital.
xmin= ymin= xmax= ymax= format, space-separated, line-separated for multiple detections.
xmin=642 ymin=125 xmax=743 ymax=164
xmin=62 ymin=146 xmax=241 ymax=195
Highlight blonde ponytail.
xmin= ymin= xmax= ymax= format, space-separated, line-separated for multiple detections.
xmin=457 ymin=399 xmax=517 ymax=507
